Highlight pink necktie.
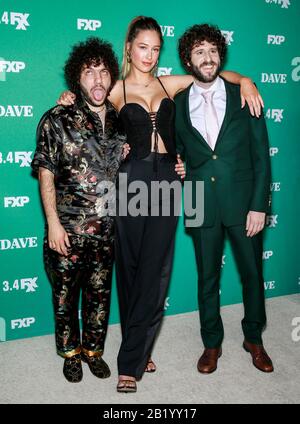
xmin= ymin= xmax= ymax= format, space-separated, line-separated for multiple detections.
xmin=202 ymin=91 xmax=219 ymax=150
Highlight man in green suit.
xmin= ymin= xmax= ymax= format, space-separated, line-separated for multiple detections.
xmin=175 ymin=24 xmax=273 ymax=373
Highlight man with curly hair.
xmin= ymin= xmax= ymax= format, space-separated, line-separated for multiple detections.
xmin=175 ymin=24 xmax=273 ymax=374
xmin=31 ymin=37 xmax=125 ymax=382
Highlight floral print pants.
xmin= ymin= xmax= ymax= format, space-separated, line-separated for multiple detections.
xmin=44 ymin=232 xmax=114 ymax=358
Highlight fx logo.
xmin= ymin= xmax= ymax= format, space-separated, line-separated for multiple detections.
xmin=280 ymin=0 xmax=290 ymax=8
xmin=278 ymin=0 xmax=291 ymax=8
xmin=0 ymin=151 xmax=33 ymax=167
xmin=3 ymin=277 xmax=38 ymax=293
xmin=158 ymin=67 xmax=173 ymax=76
xmin=221 ymin=30 xmax=234 ymax=45
xmin=0 ymin=317 xmax=6 ymax=342
xmin=11 ymin=317 xmax=35 ymax=329
xmin=160 ymin=25 xmax=175 ymax=37
xmin=263 ymin=251 xmax=273 ymax=260
xmin=291 ymin=57 xmax=300 ymax=82
xmin=4 ymin=196 xmax=30 ymax=207
xmin=16 ymin=151 xmax=32 ymax=167
xmin=266 ymin=109 xmax=284 ymax=122
xmin=269 ymin=147 xmax=279 ymax=157
xmin=20 ymin=278 xmax=38 ymax=292
xmin=265 ymin=0 xmax=291 ymax=8
xmin=77 ymin=18 xmax=101 ymax=31
xmin=291 ymin=317 xmax=300 ymax=342
xmin=0 ymin=11 xmax=30 ymax=30
xmin=266 ymin=215 xmax=278 ymax=228
xmin=267 ymin=35 xmax=285 ymax=45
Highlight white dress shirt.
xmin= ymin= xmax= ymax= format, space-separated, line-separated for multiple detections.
xmin=189 ymin=76 xmax=226 ymax=146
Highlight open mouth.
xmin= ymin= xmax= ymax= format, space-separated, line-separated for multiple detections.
xmin=92 ymin=87 xmax=105 ymax=101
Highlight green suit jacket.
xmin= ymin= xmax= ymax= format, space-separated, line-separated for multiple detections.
xmin=174 ymin=78 xmax=271 ymax=228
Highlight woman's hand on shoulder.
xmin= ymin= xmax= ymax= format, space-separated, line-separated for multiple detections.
xmin=57 ymin=91 xmax=76 ymax=106
xmin=240 ymin=77 xmax=264 ymax=118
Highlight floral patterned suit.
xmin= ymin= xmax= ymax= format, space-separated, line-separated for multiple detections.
xmin=32 ymin=97 xmax=124 ymax=358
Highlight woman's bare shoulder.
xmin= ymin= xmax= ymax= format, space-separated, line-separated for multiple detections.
xmin=159 ymin=74 xmax=194 ymax=97
xmin=108 ymin=80 xmax=123 ymax=109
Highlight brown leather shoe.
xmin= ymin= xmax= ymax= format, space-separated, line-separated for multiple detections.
xmin=243 ymin=340 xmax=274 ymax=373
xmin=197 ymin=347 xmax=222 ymax=374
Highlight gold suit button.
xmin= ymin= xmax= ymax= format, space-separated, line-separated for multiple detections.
xmin=211 ymin=177 xmax=216 ymax=182
xmin=212 ymin=155 xmax=218 ymax=160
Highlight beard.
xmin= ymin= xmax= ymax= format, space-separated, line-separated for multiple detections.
xmin=190 ymin=61 xmax=220 ymax=83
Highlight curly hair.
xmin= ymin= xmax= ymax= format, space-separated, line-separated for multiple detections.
xmin=64 ymin=37 xmax=119 ymax=95
xmin=178 ymin=24 xmax=227 ymax=73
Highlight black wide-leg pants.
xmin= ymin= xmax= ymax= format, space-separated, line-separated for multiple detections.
xmin=115 ymin=153 xmax=180 ymax=378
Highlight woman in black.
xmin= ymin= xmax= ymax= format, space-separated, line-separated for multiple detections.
xmin=58 ymin=17 xmax=264 ymax=392
xmin=115 ymin=77 xmax=181 ymax=389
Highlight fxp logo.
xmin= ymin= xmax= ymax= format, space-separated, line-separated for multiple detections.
xmin=267 ymin=35 xmax=285 ymax=45
xmin=11 ymin=317 xmax=35 ymax=329
xmin=4 ymin=196 xmax=30 ymax=208
xmin=77 ymin=18 xmax=101 ymax=31
xmin=0 ymin=59 xmax=26 ymax=82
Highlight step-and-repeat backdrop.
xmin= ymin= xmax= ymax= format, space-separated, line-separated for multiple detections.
xmin=0 ymin=0 xmax=299 ymax=342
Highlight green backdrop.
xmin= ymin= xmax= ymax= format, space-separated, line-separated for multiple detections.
xmin=0 ymin=0 xmax=299 ymax=342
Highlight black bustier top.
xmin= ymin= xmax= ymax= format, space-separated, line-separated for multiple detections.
xmin=119 ymin=78 xmax=177 ymax=159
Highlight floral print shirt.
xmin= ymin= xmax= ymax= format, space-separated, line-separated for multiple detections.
xmin=32 ymin=98 xmax=124 ymax=238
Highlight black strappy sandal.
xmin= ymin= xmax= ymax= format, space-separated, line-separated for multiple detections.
xmin=117 ymin=378 xmax=137 ymax=393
